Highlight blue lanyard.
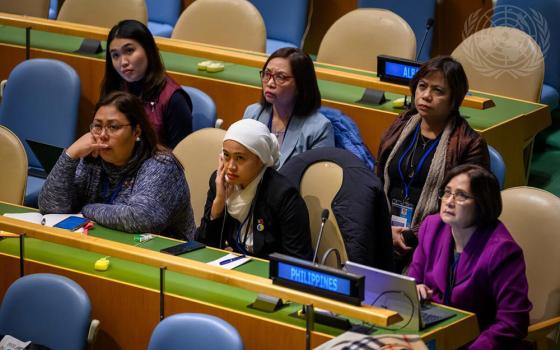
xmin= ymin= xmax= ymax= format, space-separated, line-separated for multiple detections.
xmin=397 ymin=124 xmax=440 ymax=199
xmin=266 ymin=110 xmax=292 ymax=142
xmin=233 ymin=213 xmax=252 ymax=254
xmin=444 ymin=252 xmax=461 ymax=305
xmin=101 ymin=175 xmax=125 ymax=204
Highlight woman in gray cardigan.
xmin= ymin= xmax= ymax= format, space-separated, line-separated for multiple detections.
xmin=39 ymin=91 xmax=196 ymax=240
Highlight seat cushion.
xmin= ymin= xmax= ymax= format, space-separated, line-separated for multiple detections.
xmin=266 ymin=39 xmax=298 ymax=54
xmin=148 ymin=21 xmax=173 ymax=38
xmin=540 ymin=84 xmax=559 ymax=111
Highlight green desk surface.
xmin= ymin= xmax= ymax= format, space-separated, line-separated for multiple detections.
xmin=0 ymin=25 xmax=542 ymax=132
xmin=0 ymin=202 xmax=469 ymax=339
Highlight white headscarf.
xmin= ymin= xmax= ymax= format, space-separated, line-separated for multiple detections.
xmin=223 ymin=119 xmax=280 ymax=253
xmin=223 ymin=119 xmax=280 ymax=168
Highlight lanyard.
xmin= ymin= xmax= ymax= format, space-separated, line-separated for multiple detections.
xmin=266 ymin=110 xmax=292 ymax=143
xmin=101 ymin=174 xmax=125 ymax=204
xmin=444 ymin=252 xmax=461 ymax=305
xmin=233 ymin=213 xmax=252 ymax=254
xmin=397 ymin=124 xmax=440 ymax=199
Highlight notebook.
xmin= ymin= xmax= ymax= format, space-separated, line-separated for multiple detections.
xmin=26 ymin=139 xmax=64 ymax=178
xmin=345 ymin=261 xmax=455 ymax=331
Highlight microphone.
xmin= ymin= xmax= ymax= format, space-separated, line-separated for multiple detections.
xmin=312 ymin=209 xmax=330 ymax=264
xmin=416 ymin=18 xmax=434 ymax=62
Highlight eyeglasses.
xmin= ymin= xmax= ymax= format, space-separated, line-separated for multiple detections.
xmin=439 ymin=189 xmax=474 ymax=204
xmin=259 ymin=70 xmax=293 ymax=85
xmin=90 ymin=123 xmax=131 ymax=136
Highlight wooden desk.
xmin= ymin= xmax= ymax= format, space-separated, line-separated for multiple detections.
xmin=0 ymin=14 xmax=551 ymax=187
xmin=0 ymin=203 xmax=478 ymax=349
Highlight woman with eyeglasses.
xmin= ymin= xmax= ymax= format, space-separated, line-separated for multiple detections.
xmin=102 ymin=20 xmax=193 ymax=148
xmin=196 ymin=119 xmax=312 ymax=260
xmin=375 ymin=56 xmax=490 ymax=271
xmin=39 ymin=91 xmax=196 ymax=240
xmin=243 ymin=47 xmax=334 ymax=168
xmin=409 ymin=164 xmax=531 ymax=349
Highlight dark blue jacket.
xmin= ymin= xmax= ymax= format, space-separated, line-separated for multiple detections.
xmin=280 ymin=148 xmax=394 ymax=271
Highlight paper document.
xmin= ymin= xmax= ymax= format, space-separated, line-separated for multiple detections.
xmin=3 ymin=212 xmax=85 ymax=233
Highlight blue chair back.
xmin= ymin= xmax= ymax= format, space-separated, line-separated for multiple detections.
xmin=0 ymin=273 xmax=91 ymax=350
xmin=182 ymin=86 xmax=217 ymax=131
xmin=0 ymin=59 xmax=80 ymax=206
xmin=494 ymin=0 xmax=560 ymax=109
xmin=148 ymin=313 xmax=244 ymax=350
xmin=249 ymin=0 xmax=309 ymax=53
xmin=488 ymin=145 xmax=506 ymax=189
xmin=49 ymin=0 xmax=58 ymax=19
xmin=0 ymin=59 xmax=80 ymax=171
xmin=358 ymin=0 xmax=436 ymax=62
xmin=146 ymin=0 xmax=181 ymax=37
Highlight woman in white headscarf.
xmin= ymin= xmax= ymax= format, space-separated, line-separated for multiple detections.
xmin=196 ymin=119 xmax=313 ymax=260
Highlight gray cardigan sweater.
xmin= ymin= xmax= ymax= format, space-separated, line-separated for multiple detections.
xmin=39 ymin=152 xmax=195 ymax=240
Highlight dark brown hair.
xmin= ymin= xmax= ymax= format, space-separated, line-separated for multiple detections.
xmin=259 ymin=47 xmax=321 ymax=117
xmin=410 ymin=56 xmax=469 ymax=113
xmin=439 ymin=164 xmax=502 ymax=228
xmin=101 ymin=20 xmax=166 ymax=101
xmin=94 ymin=91 xmax=161 ymax=158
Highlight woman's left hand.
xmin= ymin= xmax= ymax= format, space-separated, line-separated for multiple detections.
xmin=416 ymin=284 xmax=433 ymax=302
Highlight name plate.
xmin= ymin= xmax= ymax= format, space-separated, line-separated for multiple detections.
xmin=269 ymin=253 xmax=364 ymax=305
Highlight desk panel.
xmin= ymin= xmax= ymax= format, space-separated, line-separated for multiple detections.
xmin=0 ymin=202 xmax=477 ymax=349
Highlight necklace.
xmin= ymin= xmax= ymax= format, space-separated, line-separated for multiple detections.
xmin=419 ymin=133 xmax=432 ymax=149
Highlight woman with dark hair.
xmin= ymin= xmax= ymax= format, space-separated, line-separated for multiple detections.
xmin=196 ymin=119 xmax=312 ymax=260
xmin=102 ymin=19 xmax=193 ymax=148
xmin=409 ymin=164 xmax=531 ymax=349
xmin=375 ymin=56 xmax=490 ymax=269
xmin=39 ymin=91 xmax=196 ymax=240
xmin=243 ymin=47 xmax=334 ymax=168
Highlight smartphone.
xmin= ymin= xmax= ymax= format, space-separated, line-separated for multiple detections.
xmin=53 ymin=216 xmax=90 ymax=231
xmin=160 ymin=241 xmax=206 ymax=256
xmin=402 ymin=230 xmax=419 ymax=248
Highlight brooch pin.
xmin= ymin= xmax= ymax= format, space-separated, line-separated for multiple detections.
xmin=256 ymin=219 xmax=265 ymax=232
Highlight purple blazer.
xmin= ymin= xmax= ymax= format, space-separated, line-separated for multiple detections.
xmin=408 ymin=214 xmax=532 ymax=350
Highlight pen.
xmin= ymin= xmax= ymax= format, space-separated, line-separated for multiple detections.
xmin=219 ymin=254 xmax=246 ymax=265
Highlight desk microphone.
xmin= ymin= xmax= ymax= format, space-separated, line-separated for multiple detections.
xmin=416 ymin=18 xmax=435 ymax=62
xmin=312 ymin=209 xmax=330 ymax=264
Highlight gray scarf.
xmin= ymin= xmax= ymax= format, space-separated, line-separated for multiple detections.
xmin=383 ymin=113 xmax=456 ymax=229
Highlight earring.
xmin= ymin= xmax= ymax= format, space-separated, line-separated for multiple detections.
xmin=136 ymin=136 xmax=141 ymax=142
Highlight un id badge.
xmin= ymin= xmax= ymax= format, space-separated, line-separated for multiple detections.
xmin=391 ymin=199 xmax=414 ymax=228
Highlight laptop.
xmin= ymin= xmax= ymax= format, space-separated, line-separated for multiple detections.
xmin=26 ymin=140 xmax=65 ymax=178
xmin=345 ymin=261 xmax=456 ymax=331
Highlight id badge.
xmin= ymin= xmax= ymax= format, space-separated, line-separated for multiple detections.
xmin=391 ymin=199 xmax=414 ymax=228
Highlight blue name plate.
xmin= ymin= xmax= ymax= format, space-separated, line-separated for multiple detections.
xmin=269 ymin=253 xmax=364 ymax=305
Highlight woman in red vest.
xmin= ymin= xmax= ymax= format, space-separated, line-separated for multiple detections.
xmin=101 ymin=20 xmax=193 ymax=148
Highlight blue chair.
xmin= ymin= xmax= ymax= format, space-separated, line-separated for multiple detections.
xmin=146 ymin=0 xmax=181 ymax=37
xmin=182 ymin=86 xmax=217 ymax=131
xmin=0 ymin=273 xmax=92 ymax=350
xmin=249 ymin=0 xmax=309 ymax=53
xmin=358 ymin=0 xmax=436 ymax=62
xmin=488 ymin=145 xmax=506 ymax=189
xmin=148 ymin=313 xmax=244 ymax=350
xmin=0 ymin=59 xmax=81 ymax=207
xmin=48 ymin=0 xmax=58 ymax=19
xmin=494 ymin=0 xmax=560 ymax=110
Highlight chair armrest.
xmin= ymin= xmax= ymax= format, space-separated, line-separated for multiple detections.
xmin=527 ymin=316 xmax=560 ymax=344
xmin=88 ymin=319 xmax=101 ymax=348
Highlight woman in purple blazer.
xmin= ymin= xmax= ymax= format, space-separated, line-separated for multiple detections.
xmin=408 ymin=164 xmax=532 ymax=349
